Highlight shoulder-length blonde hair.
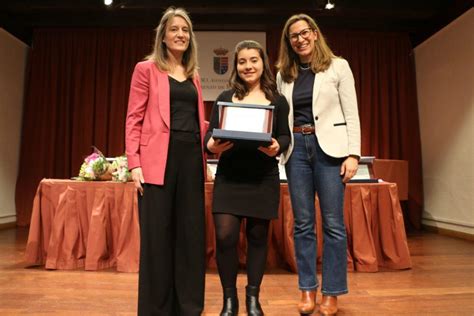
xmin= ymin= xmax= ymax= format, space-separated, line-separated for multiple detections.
xmin=229 ymin=40 xmax=278 ymax=102
xmin=145 ymin=7 xmax=198 ymax=78
xmin=276 ymin=13 xmax=335 ymax=83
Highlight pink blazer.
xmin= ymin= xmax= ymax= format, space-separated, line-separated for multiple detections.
xmin=125 ymin=60 xmax=207 ymax=185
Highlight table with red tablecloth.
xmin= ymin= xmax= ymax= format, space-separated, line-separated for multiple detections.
xmin=25 ymin=179 xmax=411 ymax=272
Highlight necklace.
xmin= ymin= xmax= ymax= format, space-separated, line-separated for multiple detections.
xmin=299 ymin=63 xmax=310 ymax=70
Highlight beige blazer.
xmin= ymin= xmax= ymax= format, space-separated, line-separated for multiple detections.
xmin=277 ymin=57 xmax=361 ymax=164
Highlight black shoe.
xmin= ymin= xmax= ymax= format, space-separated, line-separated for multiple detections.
xmin=220 ymin=287 xmax=239 ymax=316
xmin=246 ymin=285 xmax=264 ymax=316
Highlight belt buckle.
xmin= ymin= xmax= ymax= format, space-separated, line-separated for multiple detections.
xmin=301 ymin=124 xmax=313 ymax=135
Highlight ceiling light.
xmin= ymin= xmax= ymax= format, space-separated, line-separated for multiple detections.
xmin=325 ymin=0 xmax=335 ymax=10
xmin=104 ymin=0 xmax=113 ymax=6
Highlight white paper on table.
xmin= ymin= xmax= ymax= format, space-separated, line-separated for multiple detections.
xmin=351 ymin=164 xmax=371 ymax=180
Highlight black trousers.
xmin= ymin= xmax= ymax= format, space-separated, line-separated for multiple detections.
xmin=138 ymin=132 xmax=205 ymax=316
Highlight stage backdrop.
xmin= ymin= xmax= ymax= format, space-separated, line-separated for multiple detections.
xmin=195 ymin=32 xmax=266 ymax=101
xmin=15 ymin=27 xmax=423 ymax=230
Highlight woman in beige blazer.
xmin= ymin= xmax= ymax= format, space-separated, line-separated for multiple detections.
xmin=276 ymin=13 xmax=361 ymax=315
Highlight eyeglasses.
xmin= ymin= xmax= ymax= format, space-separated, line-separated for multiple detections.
xmin=288 ymin=28 xmax=314 ymax=43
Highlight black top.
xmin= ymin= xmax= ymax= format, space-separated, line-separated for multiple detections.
xmin=204 ymin=89 xmax=290 ymax=180
xmin=292 ymin=65 xmax=315 ymax=126
xmin=169 ymin=76 xmax=199 ymax=133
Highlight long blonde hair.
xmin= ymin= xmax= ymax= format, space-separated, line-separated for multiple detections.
xmin=276 ymin=13 xmax=335 ymax=83
xmin=146 ymin=7 xmax=198 ymax=78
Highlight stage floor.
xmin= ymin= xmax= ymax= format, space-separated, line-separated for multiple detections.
xmin=1 ymin=227 xmax=473 ymax=315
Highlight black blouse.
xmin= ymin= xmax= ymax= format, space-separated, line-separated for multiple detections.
xmin=292 ymin=65 xmax=315 ymax=126
xmin=169 ymin=76 xmax=199 ymax=133
xmin=204 ymin=89 xmax=290 ymax=180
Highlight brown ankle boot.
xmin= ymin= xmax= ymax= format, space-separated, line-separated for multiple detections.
xmin=297 ymin=290 xmax=316 ymax=314
xmin=319 ymin=295 xmax=337 ymax=315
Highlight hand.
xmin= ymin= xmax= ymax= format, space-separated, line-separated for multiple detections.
xmin=258 ymin=138 xmax=280 ymax=157
xmin=340 ymin=156 xmax=359 ymax=183
xmin=131 ymin=167 xmax=145 ymax=195
xmin=207 ymin=137 xmax=233 ymax=154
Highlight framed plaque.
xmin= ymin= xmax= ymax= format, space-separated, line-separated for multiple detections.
xmin=212 ymin=101 xmax=274 ymax=147
xmin=348 ymin=156 xmax=379 ymax=183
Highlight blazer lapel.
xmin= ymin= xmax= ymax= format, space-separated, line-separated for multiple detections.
xmin=156 ymin=69 xmax=170 ymax=129
xmin=312 ymin=70 xmax=325 ymax=106
xmin=193 ymin=76 xmax=206 ymax=138
xmin=285 ymin=81 xmax=295 ymax=130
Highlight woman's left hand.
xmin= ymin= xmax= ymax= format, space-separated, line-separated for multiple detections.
xmin=258 ymin=138 xmax=280 ymax=157
xmin=340 ymin=156 xmax=359 ymax=183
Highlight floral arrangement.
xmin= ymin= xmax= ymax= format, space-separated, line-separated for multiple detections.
xmin=76 ymin=147 xmax=131 ymax=182
xmin=111 ymin=155 xmax=131 ymax=182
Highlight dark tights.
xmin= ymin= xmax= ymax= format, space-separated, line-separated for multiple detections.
xmin=213 ymin=213 xmax=270 ymax=289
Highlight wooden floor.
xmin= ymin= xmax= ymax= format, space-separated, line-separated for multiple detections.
xmin=0 ymin=228 xmax=473 ymax=315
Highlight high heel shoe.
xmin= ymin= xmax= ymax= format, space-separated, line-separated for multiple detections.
xmin=297 ymin=290 xmax=316 ymax=314
xmin=319 ymin=295 xmax=338 ymax=315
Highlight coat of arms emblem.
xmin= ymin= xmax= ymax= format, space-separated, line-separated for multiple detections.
xmin=213 ymin=47 xmax=229 ymax=75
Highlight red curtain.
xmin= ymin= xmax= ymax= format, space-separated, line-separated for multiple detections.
xmin=15 ymin=28 xmax=153 ymax=226
xmin=16 ymin=27 xmax=423 ymax=229
xmin=332 ymin=31 xmax=423 ymax=230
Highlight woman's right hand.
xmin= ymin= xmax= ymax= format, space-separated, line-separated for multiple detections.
xmin=131 ymin=167 xmax=145 ymax=196
xmin=207 ymin=137 xmax=233 ymax=154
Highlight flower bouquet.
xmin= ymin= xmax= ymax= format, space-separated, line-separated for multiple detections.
xmin=77 ymin=147 xmax=113 ymax=181
xmin=75 ymin=147 xmax=132 ymax=182
xmin=110 ymin=155 xmax=131 ymax=182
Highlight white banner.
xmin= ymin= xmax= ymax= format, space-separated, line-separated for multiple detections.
xmin=195 ymin=31 xmax=266 ymax=101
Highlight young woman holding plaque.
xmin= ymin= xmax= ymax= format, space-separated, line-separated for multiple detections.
xmin=125 ymin=7 xmax=207 ymax=316
xmin=205 ymin=40 xmax=290 ymax=316
xmin=276 ymin=14 xmax=361 ymax=315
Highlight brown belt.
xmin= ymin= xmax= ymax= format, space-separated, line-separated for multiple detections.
xmin=293 ymin=125 xmax=315 ymax=134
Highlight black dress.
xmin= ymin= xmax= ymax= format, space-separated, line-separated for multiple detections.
xmin=204 ymin=89 xmax=290 ymax=219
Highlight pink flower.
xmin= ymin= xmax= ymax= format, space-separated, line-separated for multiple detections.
xmin=85 ymin=153 xmax=100 ymax=163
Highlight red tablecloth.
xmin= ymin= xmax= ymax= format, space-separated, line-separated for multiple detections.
xmin=25 ymin=179 xmax=412 ymax=272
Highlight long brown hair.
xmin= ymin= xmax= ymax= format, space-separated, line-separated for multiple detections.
xmin=276 ymin=13 xmax=335 ymax=83
xmin=229 ymin=40 xmax=278 ymax=101
xmin=145 ymin=7 xmax=198 ymax=78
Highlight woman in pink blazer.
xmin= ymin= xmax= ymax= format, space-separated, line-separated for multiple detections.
xmin=125 ymin=7 xmax=207 ymax=316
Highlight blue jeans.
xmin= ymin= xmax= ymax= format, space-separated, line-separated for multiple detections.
xmin=285 ymin=133 xmax=348 ymax=295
